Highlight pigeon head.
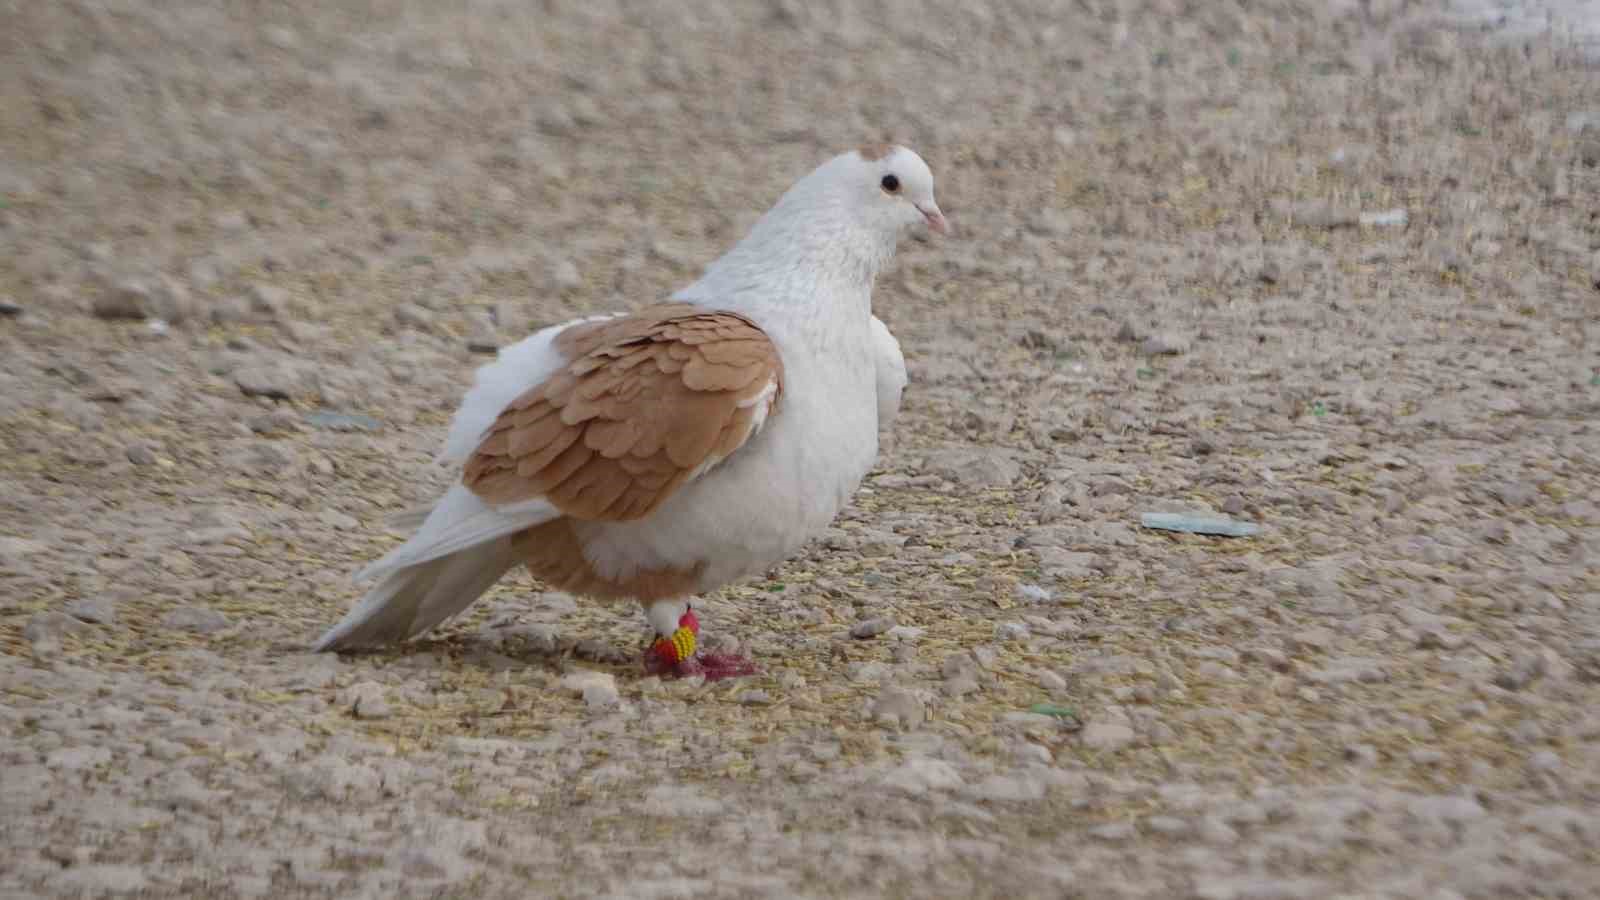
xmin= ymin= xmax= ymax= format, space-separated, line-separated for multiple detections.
xmin=689 ymin=143 xmax=948 ymax=301
xmin=851 ymin=143 xmax=949 ymax=237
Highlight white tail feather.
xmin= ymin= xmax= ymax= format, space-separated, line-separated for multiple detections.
xmin=312 ymin=538 xmax=519 ymax=651
xmin=354 ymin=484 xmax=556 ymax=583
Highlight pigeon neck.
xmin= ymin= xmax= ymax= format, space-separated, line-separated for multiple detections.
xmin=688 ymin=202 xmax=896 ymax=340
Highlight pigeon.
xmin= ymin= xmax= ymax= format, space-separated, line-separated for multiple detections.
xmin=312 ymin=143 xmax=947 ymax=680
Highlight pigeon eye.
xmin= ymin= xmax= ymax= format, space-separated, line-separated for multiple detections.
xmin=880 ymin=174 xmax=900 ymax=193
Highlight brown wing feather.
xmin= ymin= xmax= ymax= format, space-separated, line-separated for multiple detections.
xmin=461 ymin=305 xmax=783 ymax=521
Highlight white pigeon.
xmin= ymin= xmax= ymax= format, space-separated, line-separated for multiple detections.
xmin=312 ymin=143 xmax=947 ymax=680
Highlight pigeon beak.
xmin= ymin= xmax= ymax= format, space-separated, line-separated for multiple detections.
xmin=918 ymin=203 xmax=950 ymax=236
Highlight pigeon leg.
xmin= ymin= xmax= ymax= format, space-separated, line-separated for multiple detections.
xmin=640 ymin=599 xmax=759 ymax=681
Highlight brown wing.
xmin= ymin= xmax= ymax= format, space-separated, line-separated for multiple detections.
xmin=461 ymin=303 xmax=783 ymax=521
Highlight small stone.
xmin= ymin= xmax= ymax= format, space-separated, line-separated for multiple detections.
xmin=213 ymin=210 xmax=251 ymax=232
xmin=963 ymin=774 xmax=1046 ymax=803
xmin=737 ymin=689 xmax=772 ymax=705
xmin=248 ymin=410 xmax=300 ymax=435
xmin=995 ymin=622 xmax=1030 ymax=642
xmin=92 ymin=280 xmax=154 ymax=320
xmin=64 ymin=597 xmax=117 ymax=624
xmin=1410 ymin=748 xmax=1445 ymax=766
xmin=884 ymin=625 xmax=925 ymax=642
xmin=1088 ymin=822 xmax=1136 ymax=841
xmin=850 ymin=616 xmax=895 ymax=639
xmin=340 ymin=682 xmax=393 ymax=720
xmin=466 ymin=312 xmax=499 ymax=354
xmin=845 ymin=661 xmax=892 ymax=683
xmin=228 ymin=441 xmax=298 ymax=476
xmin=234 ymin=365 xmax=297 ymax=400
xmin=1272 ymin=198 xmax=1358 ymax=229
xmin=304 ymin=410 xmax=382 ymax=432
xmin=25 ymin=611 xmax=88 ymax=649
xmin=942 ymin=675 xmax=980 ymax=698
xmin=1080 ymin=721 xmax=1136 ymax=753
xmin=1114 ymin=320 xmax=1140 ymax=342
xmin=0 ymin=297 xmax=21 ymax=317
xmin=871 ymin=687 xmax=925 ymax=730
xmin=1258 ymin=260 xmax=1282 ymax=284
xmin=1344 ymin=743 xmax=1379 ymax=766
xmin=923 ymin=448 xmax=1023 ymax=488
xmin=1016 ymin=583 xmax=1053 ymax=604
xmin=0 ymin=536 xmax=47 ymax=565
xmin=394 ymin=303 xmax=435 ymax=332
xmin=1036 ymin=669 xmax=1067 ymax=692
xmin=552 ymin=258 xmax=582 ymax=290
xmin=160 ymin=606 xmax=231 ymax=634
xmin=882 ymin=757 xmax=963 ymax=796
xmin=1197 ymin=817 xmax=1240 ymax=845
xmin=92 ymin=277 xmax=195 ymax=323
xmin=319 ymin=510 xmax=359 ymax=530
xmin=1144 ymin=816 xmax=1192 ymax=837
xmin=1140 ymin=334 xmax=1186 ymax=356
xmin=124 ymin=442 xmax=160 ymax=466
xmin=47 ymin=746 xmax=112 ymax=772
xmin=560 ymin=670 xmax=620 ymax=709
xmin=248 ymin=283 xmax=289 ymax=320
xmin=1358 ymin=208 xmax=1408 ymax=228
xmin=263 ymin=25 xmax=299 ymax=48
xmin=1286 ymin=627 xmax=1336 ymax=655
xmin=1528 ymin=750 xmax=1562 ymax=773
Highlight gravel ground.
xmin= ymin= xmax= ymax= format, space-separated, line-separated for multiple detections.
xmin=3 ymin=1 xmax=1600 ymax=898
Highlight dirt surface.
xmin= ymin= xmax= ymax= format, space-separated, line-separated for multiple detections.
xmin=3 ymin=1 xmax=1600 ymax=898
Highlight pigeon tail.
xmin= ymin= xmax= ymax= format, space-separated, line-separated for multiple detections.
xmin=313 ymin=539 xmax=518 ymax=651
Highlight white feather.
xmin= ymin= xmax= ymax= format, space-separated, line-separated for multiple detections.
xmin=312 ymin=538 xmax=519 ymax=651
xmin=870 ymin=315 xmax=908 ymax=428
xmin=353 ymin=484 xmax=555 ymax=583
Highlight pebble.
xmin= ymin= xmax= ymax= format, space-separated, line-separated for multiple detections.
xmin=881 ymin=757 xmax=963 ymax=796
xmin=247 ymin=283 xmax=289 ymax=320
xmin=124 ymin=442 xmax=160 ymax=465
xmin=1144 ymin=816 xmax=1192 ymax=837
xmin=1088 ymin=822 xmax=1136 ymax=841
xmin=1080 ymin=721 xmax=1136 ymax=752
xmin=870 ymin=687 xmax=925 ymax=730
xmin=560 ymin=670 xmax=620 ymax=709
xmin=47 ymin=746 xmax=112 ymax=771
xmin=25 ymin=611 xmax=89 ymax=649
xmin=1358 ymin=208 xmax=1409 ymax=227
xmin=234 ymin=365 xmax=297 ymax=400
xmin=995 ymin=621 xmax=1030 ymax=642
xmin=304 ymin=410 xmax=383 ymax=432
xmin=0 ymin=536 xmax=47 ymax=564
xmin=1271 ymin=198 xmax=1358 ymax=229
xmin=1015 ymin=583 xmax=1053 ymax=604
xmin=340 ymin=682 xmax=393 ymax=720
xmin=849 ymin=616 xmax=895 ymax=639
xmin=1140 ymin=334 xmax=1187 ymax=356
xmin=922 ymin=447 xmax=1022 ymax=488
xmin=394 ymin=303 xmax=436 ymax=332
xmin=319 ymin=510 xmax=359 ymax=530
xmin=65 ymin=596 xmax=117 ymax=624
xmin=160 ymin=606 xmax=232 ymax=633
xmin=1528 ymin=750 xmax=1562 ymax=774
xmin=884 ymin=625 xmax=925 ymax=642
xmin=963 ymin=773 xmax=1046 ymax=803
xmin=0 ymin=296 xmax=21 ymax=317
